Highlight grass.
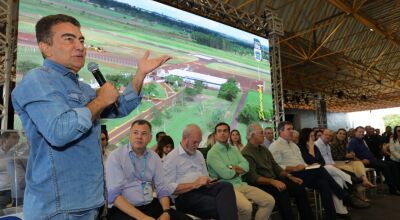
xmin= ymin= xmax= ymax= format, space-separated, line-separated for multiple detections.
xmin=245 ymin=89 xmax=274 ymax=109
xmin=207 ymin=62 xmax=271 ymax=80
xmin=153 ymin=83 xmax=167 ymax=99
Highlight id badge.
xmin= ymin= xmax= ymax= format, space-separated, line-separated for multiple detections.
xmin=142 ymin=182 xmax=153 ymax=201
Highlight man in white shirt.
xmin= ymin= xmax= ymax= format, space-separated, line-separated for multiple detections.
xmin=163 ymin=124 xmax=238 ymax=220
xmin=270 ymin=121 xmax=351 ymax=220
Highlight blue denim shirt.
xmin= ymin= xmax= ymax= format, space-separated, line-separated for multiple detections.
xmin=11 ymin=59 xmax=143 ymax=219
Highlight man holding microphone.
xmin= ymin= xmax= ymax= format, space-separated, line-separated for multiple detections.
xmin=11 ymin=14 xmax=171 ymax=220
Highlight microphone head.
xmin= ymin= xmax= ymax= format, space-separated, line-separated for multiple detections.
xmin=87 ymin=62 xmax=99 ymax=72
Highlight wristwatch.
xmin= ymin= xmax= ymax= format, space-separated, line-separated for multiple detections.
xmin=163 ymin=208 xmax=170 ymax=214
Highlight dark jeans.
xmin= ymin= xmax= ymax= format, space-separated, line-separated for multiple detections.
xmin=367 ymin=159 xmax=400 ymax=193
xmin=254 ymin=177 xmax=315 ymax=220
xmin=292 ymin=167 xmax=347 ymax=220
xmin=108 ymin=198 xmax=191 ymax=220
xmin=175 ymin=181 xmax=238 ymax=220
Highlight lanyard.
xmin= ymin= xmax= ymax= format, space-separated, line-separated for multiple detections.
xmin=128 ymin=145 xmax=148 ymax=191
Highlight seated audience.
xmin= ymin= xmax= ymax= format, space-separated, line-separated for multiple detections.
xmin=382 ymin=126 xmax=392 ymax=145
xmin=389 ymin=126 xmax=400 ymax=167
xmin=230 ymin=129 xmax=244 ymax=151
xmin=150 ymin=131 xmax=166 ymax=151
xmin=163 ymin=124 xmax=238 ymax=220
xmin=270 ymin=121 xmax=353 ymax=220
xmin=101 ymin=126 xmax=112 ymax=163
xmin=364 ymin=126 xmax=383 ymax=160
xmin=207 ymin=122 xmax=275 ymax=220
xmin=242 ymin=123 xmax=314 ymax=220
xmin=331 ymin=128 xmax=375 ymax=201
xmin=263 ymin=127 xmax=274 ymax=148
xmin=155 ymin=135 xmax=174 ymax=161
xmin=198 ymin=132 xmax=215 ymax=159
xmin=315 ymin=129 xmax=323 ymax=141
xmin=347 ymin=128 xmax=355 ymax=141
xmin=292 ymin=130 xmax=300 ymax=145
xmin=0 ymin=134 xmax=11 ymax=209
xmin=106 ymin=120 xmax=190 ymax=220
xmin=348 ymin=126 xmax=400 ymax=195
xmin=300 ymin=128 xmax=367 ymax=216
xmin=2 ymin=131 xmax=27 ymax=207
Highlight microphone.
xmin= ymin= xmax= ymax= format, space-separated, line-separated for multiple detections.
xmin=88 ymin=62 xmax=106 ymax=86
xmin=87 ymin=62 xmax=119 ymax=111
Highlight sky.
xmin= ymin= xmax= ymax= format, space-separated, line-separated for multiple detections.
xmin=115 ymin=0 xmax=269 ymax=47
xmin=348 ymin=107 xmax=400 ymax=131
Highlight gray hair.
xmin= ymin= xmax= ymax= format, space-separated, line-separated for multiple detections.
xmin=182 ymin=124 xmax=201 ymax=139
xmin=246 ymin=123 xmax=261 ymax=140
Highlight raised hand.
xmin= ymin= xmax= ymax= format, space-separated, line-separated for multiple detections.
xmin=136 ymin=50 xmax=172 ymax=76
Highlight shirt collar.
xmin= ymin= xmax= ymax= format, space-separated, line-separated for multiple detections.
xmin=178 ymin=144 xmax=197 ymax=156
xmin=127 ymin=143 xmax=149 ymax=158
xmin=277 ymin=136 xmax=291 ymax=145
xmin=315 ymin=138 xmax=328 ymax=147
xmin=215 ymin=141 xmax=232 ymax=149
xmin=178 ymin=144 xmax=187 ymax=155
xmin=246 ymin=142 xmax=263 ymax=150
xmin=43 ymin=59 xmax=79 ymax=79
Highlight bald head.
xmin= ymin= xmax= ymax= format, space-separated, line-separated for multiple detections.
xmin=181 ymin=124 xmax=202 ymax=155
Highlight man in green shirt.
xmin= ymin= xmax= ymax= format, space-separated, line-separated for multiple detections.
xmin=207 ymin=122 xmax=275 ymax=220
xmin=242 ymin=123 xmax=314 ymax=220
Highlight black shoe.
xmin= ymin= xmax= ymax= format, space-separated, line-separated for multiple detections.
xmin=350 ymin=196 xmax=370 ymax=209
xmin=337 ymin=213 xmax=352 ymax=220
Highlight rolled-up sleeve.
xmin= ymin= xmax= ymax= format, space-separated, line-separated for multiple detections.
xmin=103 ymin=82 xmax=143 ymax=118
xmin=72 ymin=107 xmax=93 ymax=132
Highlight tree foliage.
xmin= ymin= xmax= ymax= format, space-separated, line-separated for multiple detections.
xmin=383 ymin=114 xmax=400 ymax=128
xmin=143 ymin=83 xmax=158 ymax=98
xmin=218 ymin=78 xmax=240 ymax=101
xmin=238 ymin=104 xmax=273 ymax=125
xmin=151 ymin=109 xmax=163 ymax=127
xmin=106 ymin=74 xmax=131 ymax=88
xmin=165 ymin=75 xmax=184 ymax=90
xmin=194 ymin=80 xmax=204 ymax=94
xmin=207 ymin=109 xmax=225 ymax=131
